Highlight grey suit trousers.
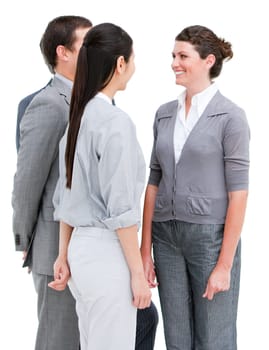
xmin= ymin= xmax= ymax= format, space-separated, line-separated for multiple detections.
xmin=32 ymin=273 xmax=80 ymax=350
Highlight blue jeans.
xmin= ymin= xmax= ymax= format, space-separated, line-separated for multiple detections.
xmin=152 ymin=220 xmax=241 ymax=350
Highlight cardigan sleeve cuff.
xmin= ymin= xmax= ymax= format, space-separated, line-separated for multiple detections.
xmin=148 ymin=168 xmax=162 ymax=186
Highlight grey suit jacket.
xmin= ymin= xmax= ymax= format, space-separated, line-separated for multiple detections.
xmin=12 ymin=76 xmax=71 ymax=275
xmin=16 ymin=81 xmax=51 ymax=151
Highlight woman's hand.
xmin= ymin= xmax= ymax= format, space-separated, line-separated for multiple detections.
xmin=203 ymin=191 xmax=248 ymax=301
xmin=203 ymin=263 xmax=231 ymax=300
xmin=131 ymin=272 xmax=152 ymax=309
xmin=48 ymin=255 xmax=70 ymax=291
xmin=141 ymin=252 xmax=158 ymax=288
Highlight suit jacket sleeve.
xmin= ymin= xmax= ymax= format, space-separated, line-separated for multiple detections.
xmin=16 ymin=88 xmax=47 ymax=152
xmin=16 ymin=97 xmax=30 ymax=152
xmin=12 ymin=92 xmax=67 ymax=251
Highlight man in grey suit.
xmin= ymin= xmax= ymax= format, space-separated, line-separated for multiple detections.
xmin=13 ymin=15 xmax=158 ymax=350
xmin=12 ymin=16 xmax=93 ymax=350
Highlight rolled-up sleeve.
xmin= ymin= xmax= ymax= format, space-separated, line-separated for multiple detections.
xmin=224 ymin=111 xmax=250 ymax=192
xmin=98 ymin=115 xmax=144 ymax=231
xmin=148 ymin=168 xmax=162 ymax=186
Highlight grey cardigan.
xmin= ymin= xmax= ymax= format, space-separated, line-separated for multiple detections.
xmin=148 ymin=91 xmax=250 ymax=224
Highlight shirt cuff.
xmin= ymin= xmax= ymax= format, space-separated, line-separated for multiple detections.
xmin=103 ymin=209 xmax=140 ymax=231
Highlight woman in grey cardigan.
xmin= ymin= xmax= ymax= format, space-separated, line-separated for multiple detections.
xmin=49 ymin=23 xmax=151 ymax=349
xmin=141 ymin=25 xmax=250 ymax=350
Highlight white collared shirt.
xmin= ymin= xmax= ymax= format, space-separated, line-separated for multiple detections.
xmin=173 ymin=83 xmax=218 ymax=163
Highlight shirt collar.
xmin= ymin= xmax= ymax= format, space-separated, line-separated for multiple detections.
xmin=178 ymin=83 xmax=218 ymax=115
xmin=96 ymin=92 xmax=113 ymax=105
xmin=54 ymin=72 xmax=73 ymax=89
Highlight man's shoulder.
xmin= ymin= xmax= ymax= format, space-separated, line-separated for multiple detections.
xmin=18 ymin=77 xmax=71 ymax=112
xmin=19 ymin=82 xmax=70 ymax=134
xmin=18 ymin=80 xmax=52 ymax=109
xmin=18 ymin=90 xmax=42 ymax=109
xmin=23 ymin=79 xmax=70 ymax=117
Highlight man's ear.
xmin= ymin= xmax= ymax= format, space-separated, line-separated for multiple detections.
xmin=56 ymin=45 xmax=69 ymax=62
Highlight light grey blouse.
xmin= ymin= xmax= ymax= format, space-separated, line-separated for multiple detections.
xmin=53 ymin=96 xmax=146 ymax=231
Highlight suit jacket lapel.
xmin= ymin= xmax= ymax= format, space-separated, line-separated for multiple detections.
xmin=51 ymin=76 xmax=72 ymax=106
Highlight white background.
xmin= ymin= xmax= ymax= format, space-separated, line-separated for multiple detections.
xmin=1 ymin=0 xmax=268 ymax=348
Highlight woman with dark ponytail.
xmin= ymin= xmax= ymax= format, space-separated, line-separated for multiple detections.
xmin=141 ymin=25 xmax=250 ymax=349
xmin=50 ymin=23 xmax=151 ymax=350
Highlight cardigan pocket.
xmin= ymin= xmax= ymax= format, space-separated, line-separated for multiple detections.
xmin=154 ymin=194 xmax=167 ymax=211
xmin=187 ymin=196 xmax=212 ymax=216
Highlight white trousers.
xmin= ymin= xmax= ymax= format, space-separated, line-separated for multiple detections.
xmin=67 ymin=226 xmax=137 ymax=350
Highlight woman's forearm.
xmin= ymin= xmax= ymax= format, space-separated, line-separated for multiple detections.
xmin=141 ymin=184 xmax=158 ymax=255
xmin=58 ymin=221 xmax=74 ymax=258
xmin=217 ymin=190 xmax=248 ymax=270
xmin=116 ymin=225 xmax=145 ymax=275
xmin=117 ymin=224 xmax=152 ymax=308
xmin=48 ymin=221 xmax=74 ymax=291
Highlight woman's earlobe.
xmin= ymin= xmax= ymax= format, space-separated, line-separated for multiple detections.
xmin=116 ymin=56 xmax=125 ymax=73
xmin=207 ymin=54 xmax=216 ymax=68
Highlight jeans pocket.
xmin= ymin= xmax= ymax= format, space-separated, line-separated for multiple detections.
xmin=152 ymin=221 xmax=176 ymax=249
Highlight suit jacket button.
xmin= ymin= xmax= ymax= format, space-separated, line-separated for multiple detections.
xmin=15 ymin=234 xmax=21 ymax=245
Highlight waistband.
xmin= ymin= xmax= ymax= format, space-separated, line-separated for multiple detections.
xmin=73 ymin=226 xmax=118 ymax=240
